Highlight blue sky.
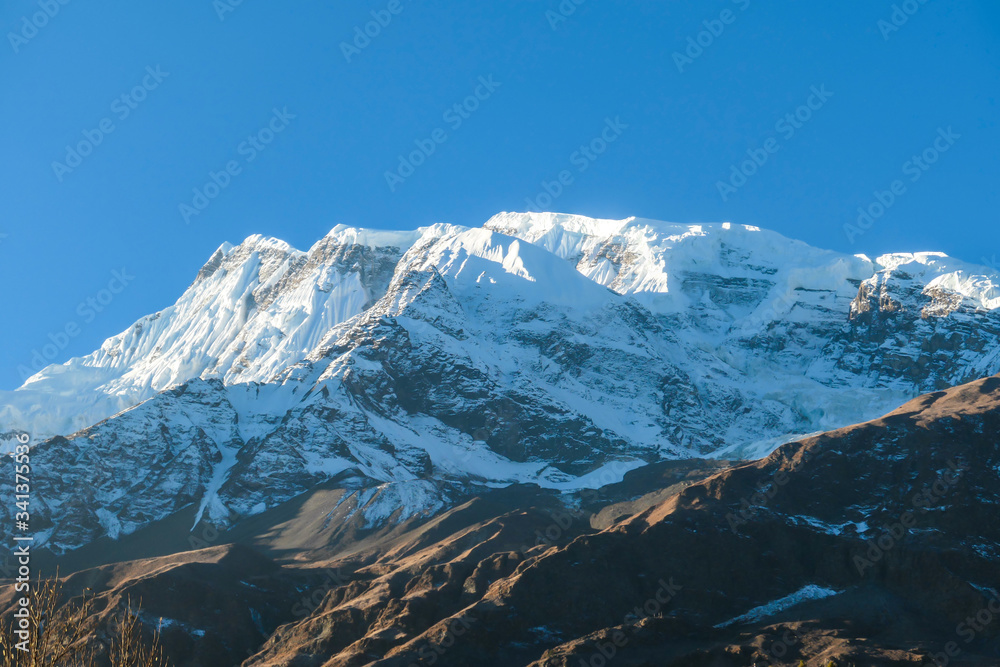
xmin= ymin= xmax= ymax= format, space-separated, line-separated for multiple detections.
xmin=2 ymin=0 xmax=998 ymax=389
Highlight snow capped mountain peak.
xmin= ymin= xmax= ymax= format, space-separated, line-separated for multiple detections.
xmin=5 ymin=211 xmax=1000 ymax=445
xmin=395 ymin=225 xmax=617 ymax=308
xmin=486 ymin=212 xmax=877 ymax=327
xmin=3 ymin=223 xmax=424 ymax=438
xmin=6 ymin=211 xmax=1000 ymax=554
xmin=318 ymin=223 xmax=425 ymax=252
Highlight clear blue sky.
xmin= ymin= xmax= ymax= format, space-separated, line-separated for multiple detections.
xmin=2 ymin=0 xmax=998 ymax=389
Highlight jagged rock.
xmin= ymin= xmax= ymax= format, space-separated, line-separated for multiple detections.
xmin=2 ymin=213 xmax=999 ymax=554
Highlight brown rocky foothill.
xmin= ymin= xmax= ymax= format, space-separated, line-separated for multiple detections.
xmin=2 ymin=375 xmax=998 ymax=665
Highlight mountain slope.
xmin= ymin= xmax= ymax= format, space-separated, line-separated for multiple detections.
xmin=1 ymin=227 xmax=420 ymax=439
xmin=3 ymin=213 xmax=1000 ymax=554
xmin=10 ymin=375 xmax=997 ymax=666
xmin=244 ymin=374 xmax=1000 ymax=667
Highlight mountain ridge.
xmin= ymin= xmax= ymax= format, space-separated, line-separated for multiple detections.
xmin=3 ymin=211 xmax=1000 ymax=555
xmin=9 ymin=373 xmax=998 ymax=666
xmin=7 ymin=212 xmax=1000 ymax=443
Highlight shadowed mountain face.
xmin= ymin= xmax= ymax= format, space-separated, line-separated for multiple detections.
xmin=239 ymin=375 xmax=1000 ymax=667
xmin=3 ymin=213 xmax=1000 ymax=556
xmin=6 ymin=375 xmax=998 ymax=666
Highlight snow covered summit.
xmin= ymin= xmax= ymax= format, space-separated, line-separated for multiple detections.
xmin=4 ymin=212 xmax=1000 ymax=553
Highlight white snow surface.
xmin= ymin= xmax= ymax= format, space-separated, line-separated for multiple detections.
xmin=6 ymin=213 xmax=998 ymax=443
xmin=715 ymin=585 xmax=841 ymax=628
xmin=4 ymin=211 xmax=1000 ymax=552
xmin=2 ymin=226 xmax=421 ymax=439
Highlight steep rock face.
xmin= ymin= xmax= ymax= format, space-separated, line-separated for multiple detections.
xmin=3 ymin=212 xmax=1000 ymax=554
xmin=842 ymin=254 xmax=1000 ymax=388
xmin=26 ymin=380 xmax=243 ymax=552
xmin=239 ymin=375 xmax=1000 ymax=667
xmin=8 ymin=373 xmax=998 ymax=667
xmin=0 ymin=228 xmax=421 ymax=438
